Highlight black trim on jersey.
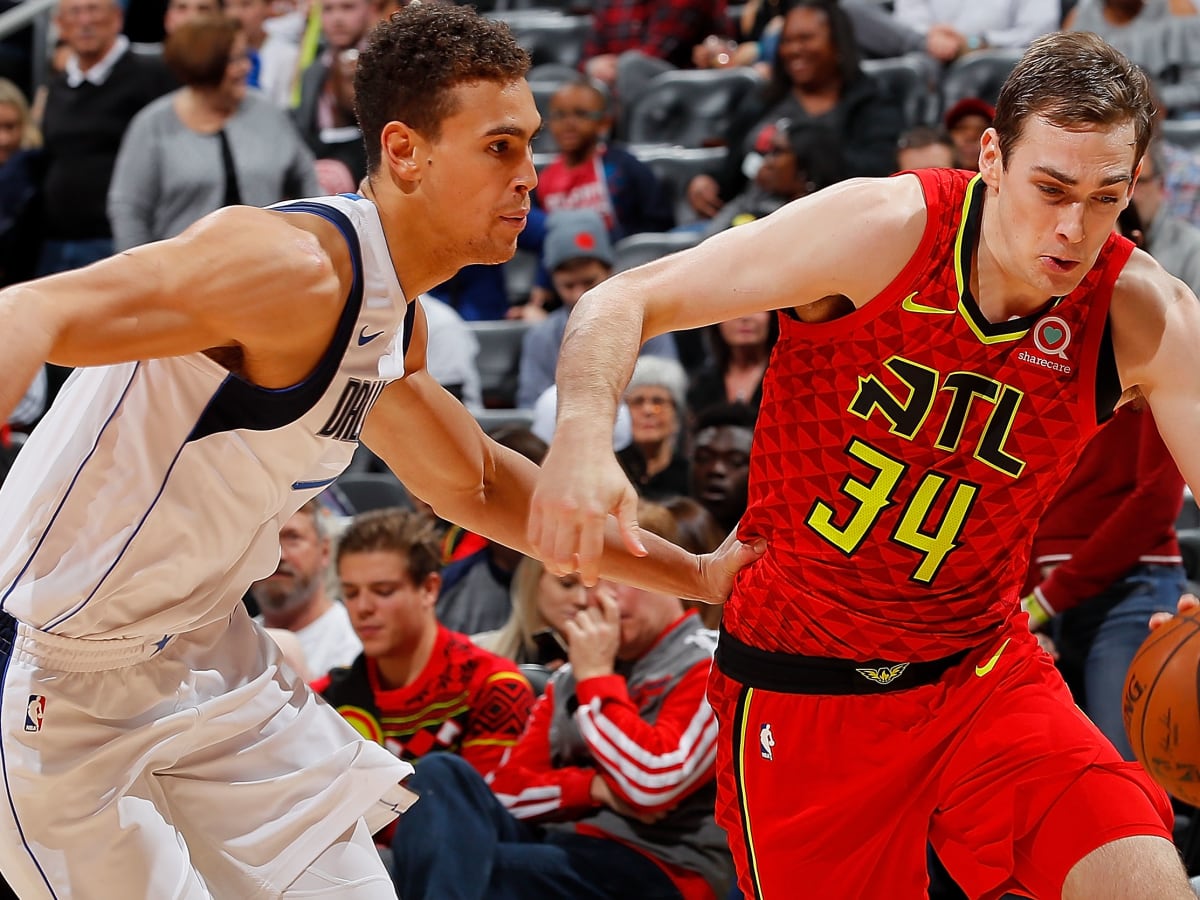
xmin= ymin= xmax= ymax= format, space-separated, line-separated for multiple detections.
xmin=957 ymin=177 xmax=1062 ymax=338
xmin=1095 ymin=313 xmax=1120 ymax=424
xmin=187 ymin=202 xmax=364 ymax=442
xmin=402 ymin=295 xmax=416 ymax=357
xmin=729 ymin=683 xmax=763 ymax=900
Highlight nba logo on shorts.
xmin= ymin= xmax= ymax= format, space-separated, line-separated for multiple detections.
xmin=759 ymin=723 xmax=775 ymax=761
xmin=24 ymin=695 xmax=45 ymax=733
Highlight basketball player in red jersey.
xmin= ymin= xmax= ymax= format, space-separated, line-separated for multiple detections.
xmin=530 ymin=31 xmax=1200 ymax=900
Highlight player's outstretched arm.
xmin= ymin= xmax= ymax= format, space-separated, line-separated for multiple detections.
xmin=0 ymin=206 xmax=346 ymax=424
xmin=363 ymin=303 xmax=763 ymax=601
xmin=530 ymin=174 xmax=927 ymax=582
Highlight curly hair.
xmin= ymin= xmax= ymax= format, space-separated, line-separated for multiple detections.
xmin=354 ymin=3 xmax=530 ymax=174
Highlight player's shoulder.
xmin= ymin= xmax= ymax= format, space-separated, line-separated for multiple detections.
xmin=797 ymin=173 xmax=928 ymax=245
xmin=1113 ymin=246 xmax=1191 ymax=323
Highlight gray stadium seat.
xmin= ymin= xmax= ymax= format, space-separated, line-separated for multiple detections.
xmin=860 ymin=53 xmax=940 ymax=128
xmin=503 ymin=247 xmax=540 ymax=306
xmin=1161 ymin=120 xmax=1200 ymax=152
xmin=488 ymin=11 xmax=591 ymax=69
xmin=631 ymin=144 xmax=730 ymax=227
xmin=332 ymin=471 xmax=413 ymax=515
xmin=623 ymin=67 xmax=764 ymax=148
xmin=939 ymin=48 xmax=1024 ymax=115
xmin=613 ymin=231 xmax=703 ymax=273
xmin=467 ymin=319 xmax=531 ymax=409
xmin=474 ymin=407 xmax=537 ymax=435
xmin=528 ymin=77 xmax=567 ymax=153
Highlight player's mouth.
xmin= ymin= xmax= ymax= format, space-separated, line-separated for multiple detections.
xmin=1040 ymin=255 xmax=1080 ymax=274
xmin=500 ymin=210 xmax=529 ymax=228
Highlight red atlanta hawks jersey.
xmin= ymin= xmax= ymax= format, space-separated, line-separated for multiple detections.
xmin=727 ymin=167 xmax=1133 ymax=662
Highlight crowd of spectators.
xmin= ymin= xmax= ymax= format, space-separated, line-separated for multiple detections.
xmin=6 ymin=0 xmax=1200 ymax=896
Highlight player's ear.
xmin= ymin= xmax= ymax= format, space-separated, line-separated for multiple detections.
xmin=978 ymin=127 xmax=1002 ymax=190
xmin=380 ymin=121 xmax=424 ymax=185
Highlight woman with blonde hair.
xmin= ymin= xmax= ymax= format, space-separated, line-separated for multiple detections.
xmin=473 ymin=556 xmax=587 ymax=669
xmin=0 ymin=78 xmax=43 ymax=287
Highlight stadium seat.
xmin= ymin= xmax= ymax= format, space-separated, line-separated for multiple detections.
xmin=613 ymin=231 xmax=704 ymax=273
xmin=861 ymin=53 xmax=940 ymax=128
xmin=474 ymin=407 xmax=537 ymax=435
xmin=467 ymin=319 xmax=531 ymax=408
xmin=487 ymin=11 xmax=591 ymax=69
xmin=528 ymin=77 xmax=568 ymax=153
xmin=518 ymin=663 xmax=553 ymax=696
xmin=332 ymin=471 xmax=413 ymax=515
xmin=623 ymin=67 xmax=764 ymax=148
xmin=1162 ymin=120 xmax=1200 ymax=152
xmin=939 ymin=48 xmax=1024 ymax=115
xmin=503 ymin=247 xmax=540 ymax=306
xmin=631 ymin=144 xmax=730 ymax=226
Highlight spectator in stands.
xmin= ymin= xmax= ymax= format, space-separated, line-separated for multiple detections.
xmin=316 ymin=508 xmax=535 ymax=777
xmin=1149 ymin=79 xmax=1200 ymax=228
xmin=0 ymin=78 xmax=42 ymax=286
xmin=517 ymin=210 xmax=678 ymax=409
xmin=582 ymin=0 xmax=729 ymax=103
xmin=473 ymin=555 xmax=588 ymax=668
xmin=225 ymin=0 xmax=300 ymax=106
xmin=942 ymin=96 xmax=992 ymax=171
xmin=1024 ymin=401 xmax=1186 ymax=760
xmin=1132 ymin=140 xmax=1200 ymax=298
xmin=619 ymin=355 xmax=692 ymax=500
xmin=250 ymin=498 xmax=363 ymax=677
xmin=895 ymin=123 xmax=956 ymax=171
xmin=685 ymin=0 xmax=903 ymax=224
xmin=536 ymin=76 xmax=672 ymax=239
xmin=37 ymin=0 xmax=174 ymax=275
xmin=435 ymin=427 xmax=548 ymax=635
xmin=842 ymin=0 xmax=1057 ymax=62
xmin=702 ymin=119 xmax=843 ymax=237
xmin=393 ymin=501 xmax=734 ymax=900
xmin=1066 ymin=0 xmax=1200 ymax=116
xmin=293 ymin=0 xmax=372 ymax=180
xmin=686 ymin=311 xmax=778 ymax=415
xmin=108 ymin=15 xmax=319 ymax=250
xmin=661 ymin=495 xmax=726 ymax=628
xmin=688 ymin=402 xmax=755 ymax=535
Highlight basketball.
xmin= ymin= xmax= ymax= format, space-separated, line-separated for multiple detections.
xmin=1124 ymin=609 xmax=1200 ymax=805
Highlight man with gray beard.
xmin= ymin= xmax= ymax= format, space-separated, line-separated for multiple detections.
xmin=251 ymin=498 xmax=362 ymax=677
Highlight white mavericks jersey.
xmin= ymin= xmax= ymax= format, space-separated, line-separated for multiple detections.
xmin=0 ymin=195 xmax=414 ymax=640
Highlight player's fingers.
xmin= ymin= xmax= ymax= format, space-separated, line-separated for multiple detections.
xmin=550 ymin=518 xmax=585 ymax=578
xmin=578 ymin=514 xmax=606 ymax=587
xmin=1149 ymin=611 xmax=1177 ymax=631
xmin=616 ymin=489 xmax=646 ymax=559
xmin=1179 ymin=593 xmax=1200 ymax=613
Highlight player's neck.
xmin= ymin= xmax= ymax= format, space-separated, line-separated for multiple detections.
xmin=360 ymin=180 xmax=461 ymax=298
xmin=976 ymin=203 xmax=1058 ymax=320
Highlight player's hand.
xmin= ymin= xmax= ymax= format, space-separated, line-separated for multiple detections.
xmin=529 ymin=440 xmax=644 ymax=586
xmin=1149 ymin=593 xmax=1200 ymax=631
xmin=687 ymin=175 xmax=724 ymax=218
xmin=697 ymin=529 xmax=767 ymax=604
xmin=563 ymin=585 xmax=621 ymax=681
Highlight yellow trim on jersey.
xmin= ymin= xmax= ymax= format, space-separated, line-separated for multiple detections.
xmin=461 ymin=737 xmax=520 ymax=748
xmin=737 ymin=688 xmax=765 ymax=894
xmin=486 ymin=670 xmax=532 ymax=687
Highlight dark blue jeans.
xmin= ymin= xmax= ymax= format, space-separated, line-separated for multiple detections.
xmin=392 ymin=753 xmax=684 ymax=900
xmin=1054 ymin=563 xmax=1186 ymax=760
xmin=36 ymin=238 xmax=113 ymax=276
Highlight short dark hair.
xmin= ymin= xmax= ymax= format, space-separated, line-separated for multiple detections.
xmin=354 ymin=3 xmax=530 ymax=174
xmin=994 ymin=32 xmax=1154 ymax=170
xmin=164 ymin=15 xmax=239 ymax=88
xmin=336 ymin=508 xmax=443 ymax=584
xmin=693 ymin=401 xmax=758 ymax=433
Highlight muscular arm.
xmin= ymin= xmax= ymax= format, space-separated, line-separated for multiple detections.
xmin=532 ymin=175 xmax=926 ymax=577
xmin=1112 ymin=250 xmax=1200 ymax=508
xmin=0 ymin=205 xmax=346 ymax=426
xmin=362 ymin=302 xmax=755 ymax=602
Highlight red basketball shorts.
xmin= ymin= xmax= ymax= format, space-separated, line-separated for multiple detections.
xmin=706 ymin=622 xmax=1174 ymax=900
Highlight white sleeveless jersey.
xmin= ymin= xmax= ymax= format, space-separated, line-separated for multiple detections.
xmin=0 ymin=195 xmax=413 ymax=639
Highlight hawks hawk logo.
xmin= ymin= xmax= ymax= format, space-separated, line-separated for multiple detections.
xmin=855 ymin=663 xmax=909 ymax=685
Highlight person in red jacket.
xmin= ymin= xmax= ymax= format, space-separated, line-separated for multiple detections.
xmin=1024 ymin=404 xmax=1186 ymax=759
xmin=390 ymin=502 xmax=733 ymax=900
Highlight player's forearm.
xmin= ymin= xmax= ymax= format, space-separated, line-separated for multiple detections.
xmin=0 ymin=287 xmax=56 ymax=426
xmin=554 ymin=284 xmax=646 ymax=442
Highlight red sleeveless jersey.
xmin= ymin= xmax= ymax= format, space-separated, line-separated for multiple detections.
xmin=727 ymin=167 xmax=1133 ymax=662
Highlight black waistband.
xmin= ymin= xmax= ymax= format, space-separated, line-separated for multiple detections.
xmin=714 ymin=626 xmax=971 ymax=695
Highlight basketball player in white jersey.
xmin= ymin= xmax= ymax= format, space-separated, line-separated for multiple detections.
xmin=0 ymin=6 xmax=760 ymax=897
